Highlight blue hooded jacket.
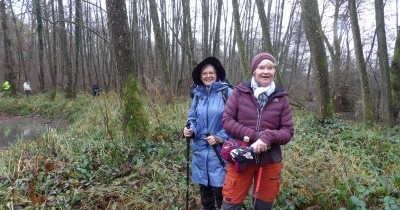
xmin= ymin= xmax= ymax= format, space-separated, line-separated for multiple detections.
xmin=187 ymin=80 xmax=232 ymax=187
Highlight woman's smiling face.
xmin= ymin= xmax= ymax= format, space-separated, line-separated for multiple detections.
xmin=253 ymin=59 xmax=276 ymax=87
xmin=201 ymin=65 xmax=217 ymax=87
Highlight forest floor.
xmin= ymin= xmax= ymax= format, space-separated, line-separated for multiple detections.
xmin=0 ymin=113 xmax=69 ymax=129
xmin=0 ymin=113 xmax=69 ymax=148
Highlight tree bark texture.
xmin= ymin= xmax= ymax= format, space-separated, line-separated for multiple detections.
xmin=255 ymin=0 xmax=273 ymax=54
xmin=106 ymin=0 xmax=148 ymax=139
xmin=301 ymin=0 xmax=333 ymax=120
xmin=391 ymin=27 xmax=400 ymax=119
xmin=0 ymin=0 xmax=16 ymax=95
xmin=348 ymin=0 xmax=374 ymax=122
xmin=148 ymin=0 xmax=171 ymax=88
xmin=375 ymin=0 xmax=393 ymax=125
xmin=232 ymin=0 xmax=250 ymax=79
xmin=34 ymin=0 xmax=45 ymax=91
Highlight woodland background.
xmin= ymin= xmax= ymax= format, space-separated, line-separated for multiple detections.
xmin=0 ymin=0 xmax=399 ymax=209
xmin=0 ymin=0 xmax=399 ymax=126
xmin=0 ymin=0 xmax=400 ymax=126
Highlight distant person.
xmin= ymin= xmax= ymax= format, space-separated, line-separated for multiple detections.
xmin=23 ymin=81 xmax=32 ymax=96
xmin=91 ymin=83 xmax=102 ymax=97
xmin=2 ymin=81 xmax=10 ymax=91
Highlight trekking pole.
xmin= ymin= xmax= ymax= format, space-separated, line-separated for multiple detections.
xmin=253 ymin=154 xmax=263 ymax=208
xmin=184 ymin=121 xmax=191 ymax=210
xmin=205 ymin=133 xmax=225 ymax=168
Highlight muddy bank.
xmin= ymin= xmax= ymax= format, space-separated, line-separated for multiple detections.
xmin=0 ymin=114 xmax=69 ymax=148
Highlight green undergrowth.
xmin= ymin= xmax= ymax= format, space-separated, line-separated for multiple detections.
xmin=0 ymin=93 xmax=92 ymax=122
xmin=0 ymin=93 xmax=399 ymax=209
xmin=279 ymin=113 xmax=400 ymax=209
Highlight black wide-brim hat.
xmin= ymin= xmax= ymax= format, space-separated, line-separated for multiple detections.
xmin=192 ymin=57 xmax=226 ymax=85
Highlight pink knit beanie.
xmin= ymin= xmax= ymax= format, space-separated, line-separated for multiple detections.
xmin=250 ymin=53 xmax=276 ymax=74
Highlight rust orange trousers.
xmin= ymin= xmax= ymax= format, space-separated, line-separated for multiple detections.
xmin=222 ymin=162 xmax=282 ymax=204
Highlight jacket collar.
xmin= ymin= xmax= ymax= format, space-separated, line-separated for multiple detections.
xmin=238 ymin=80 xmax=286 ymax=97
xmin=193 ymin=80 xmax=228 ymax=96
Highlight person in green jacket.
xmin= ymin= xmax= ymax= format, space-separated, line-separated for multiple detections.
xmin=2 ymin=81 xmax=11 ymax=91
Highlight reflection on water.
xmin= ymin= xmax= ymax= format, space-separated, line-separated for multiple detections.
xmin=0 ymin=116 xmax=68 ymax=149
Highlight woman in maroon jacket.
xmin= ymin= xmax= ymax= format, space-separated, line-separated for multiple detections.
xmin=221 ymin=52 xmax=294 ymax=210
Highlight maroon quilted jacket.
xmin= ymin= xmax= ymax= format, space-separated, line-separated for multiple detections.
xmin=222 ymin=81 xmax=294 ymax=164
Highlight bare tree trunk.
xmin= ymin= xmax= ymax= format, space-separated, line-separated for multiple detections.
xmin=202 ymin=0 xmax=209 ymax=57
xmin=72 ymin=0 xmax=83 ymax=96
xmin=98 ymin=0 xmax=110 ymax=90
xmin=391 ymin=26 xmax=400 ymax=120
xmin=375 ymin=0 xmax=393 ymax=125
xmin=348 ymin=0 xmax=374 ymax=122
xmin=277 ymin=1 xmax=298 ymax=87
xmin=8 ymin=0 xmax=27 ymax=85
xmin=148 ymin=0 xmax=171 ymax=91
xmin=34 ymin=0 xmax=45 ymax=91
xmin=273 ymin=0 xmax=284 ymax=53
xmin=84 ymin=3 xmax=93 ymax=88
xmin=212 ymin=0 xmax=223 ymax=57
xmin=106 ymin=0 xmax=148 ymax=139
xmin=50 ymin=0 xmax=57 ymax=99
xmin=0 ymin=0 xmax=16 ymax=95
xmin=288 ymin=16 xmax=303 ymax=92
xmin=255 ymin=0 xmax=273 ymax=53
xmin=58 ymin=0 xmax=73 ymax=98
xmin=131 ymin=0 xmax=142 ymax=80
xmin=182 ymin=0 xmax=195 ymax=66
xmin=323 ymin=0 xmax=346 ymax=112
xmin=143 ymin=1 xmax=153 ymax=84
xmin=232 ymin=0 xmax=250 ymax=79
xmin=301 ymin=0 xmax=333 ymax=121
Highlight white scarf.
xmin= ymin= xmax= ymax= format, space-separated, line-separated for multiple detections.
xmin=251 ymin=77 xmax=276 ymax=108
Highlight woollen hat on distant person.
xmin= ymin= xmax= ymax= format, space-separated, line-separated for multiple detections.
xmin=192 ymin=57 xmax=226 ymax=85
xmin=250 ymin=52 xmax=276 ymax=74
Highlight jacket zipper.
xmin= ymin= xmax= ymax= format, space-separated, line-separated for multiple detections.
xmin=255 ymin=95 xmax=274 ymax=165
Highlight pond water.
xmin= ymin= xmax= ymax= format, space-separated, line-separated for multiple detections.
xmin=0 ymin=115 xmax=68 ymax=149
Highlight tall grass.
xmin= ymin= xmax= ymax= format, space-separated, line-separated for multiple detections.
xmin=0 ymin=93 xmax=399 ymax=209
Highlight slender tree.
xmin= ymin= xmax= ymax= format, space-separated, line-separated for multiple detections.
xmin=0 ymin=0 xmax=17 ymax=95
xmin=8 ymin=0 xmax=27 ymax=84
xmin=301 ymin=0 xmax=333 ymax=121
xmin=275 ymin=0 xmax=299 ymax=87
xmin=34 ymin=0 xmax=45 ymax=91
xmin=232 ymin=0 xmax=250 ymax=79
xmin=73 ymin=0 xmax=83 ymax=95
xmin=202 ymin=0 xmax=209 ymax=57
xmin=323 ymin=0 xmax=346 ymax=111
xmin=391 ymin=26 xmax=400 ymax=119
xmin=106 ymin=0 xmax=149 ymax=139
xmin=375 ymin=0 xmax=393 ymax=125
xmin=212 ymin=0 xmax=223 ymax=57
xmin=57 ymin=0 xmax=73 ymax=98
xmin=182 ymin=0 xmax=195 ymax=67
xmin=348 ymin=0 xmax=374 ymax=122
xmin=131 ymin=0 xmax=141 ymax=79
xmin=255 ymin=0 xmax=273 ymax=53
xmin=50 ymin=0 xmax=58 ymax=99
xmin=148 ymin=0 xmax=171 ymax=89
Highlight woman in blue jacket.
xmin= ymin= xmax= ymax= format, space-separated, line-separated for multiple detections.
xmin=183 ymin=57 xmax=232 ymax=210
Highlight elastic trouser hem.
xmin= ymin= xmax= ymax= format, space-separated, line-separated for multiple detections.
xmin=221 ymin=202 xmax=242 ymax=210
xmin=254 ymin=198 xmax=272 ymax=210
